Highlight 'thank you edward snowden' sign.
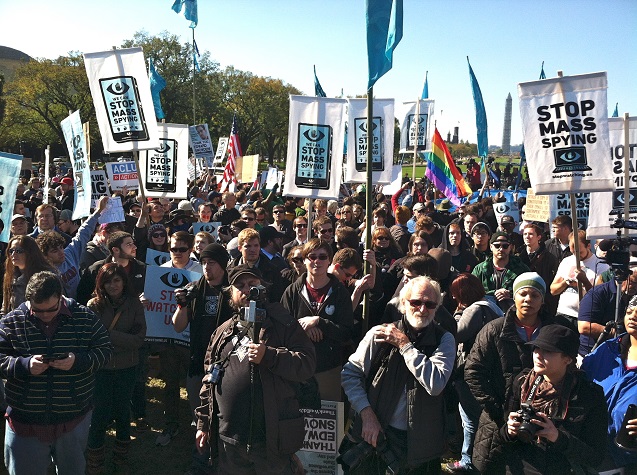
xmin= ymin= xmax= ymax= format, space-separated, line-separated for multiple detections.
xmin=284 ymin=96 xmax=346 ymax=200
xmin=345 ymin=99 xmax=394 ymax=184
xmin=587 ymin=117 xmax=637 ymax=238
xmin=518 ymin=72 xmax=613 ymax=194
xmin=138 ymin=123 xmax=189 ymax=199
xmin=84 ymin=47 xmax=159 ymax=153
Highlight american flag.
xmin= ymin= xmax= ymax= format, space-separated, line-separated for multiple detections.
xmin=220 ymin=115 xmax=242 ymax=191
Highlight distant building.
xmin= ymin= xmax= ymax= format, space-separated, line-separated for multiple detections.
xmin=502 ymin=93 xmax=512 ymax=155
xmin=452 ymin=126 xmax=459 ymax=144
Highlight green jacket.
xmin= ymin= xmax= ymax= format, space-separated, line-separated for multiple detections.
xmin=471 ymin=255 xmax=530 ymax=295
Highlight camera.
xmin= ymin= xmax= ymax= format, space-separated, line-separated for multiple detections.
xmin=337 ymin=432 xmax=400 ymax=474
xmin=516 ymin=403 xmax=542 ymax=443
xmin=205 ymin=363 xmax=224 ymax=385
xmin=248 ymin=285 xmax=267 ymax=302
xmin=175 ymin=282 xmax=197 ymax=306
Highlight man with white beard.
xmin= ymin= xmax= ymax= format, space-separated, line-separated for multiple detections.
xmin=340 ymin=275 xmax=455 ymax=474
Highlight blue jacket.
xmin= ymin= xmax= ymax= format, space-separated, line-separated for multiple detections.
xmin=581 ymin=334 xmax=637 ymax=467
xmin=0 ymin=297 xmax=112 ymax=425
xmin=578 ymin=280 xmax=626 ymax=356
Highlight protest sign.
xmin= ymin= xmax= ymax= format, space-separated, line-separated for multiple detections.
xmin=61 ymin=111 xmax=91 ymax=219
xmin=138 ymin=123 xmax=189 ymax=198
xmin=265 ymin=167 xmax=278 ymax=190
xmin=399 ymin=99 xmax=435 ymax=153
xmin=106 ymin=161 xmax=139 ymax=191
xmin=493 ymin=201 xmax=520 ymax=225
xmin=284 ymin=95 xmax=346 ymax=199
xmin=518 ymin=72 xmax=613 ymax=194
xmin=213 ymin=137 xmax=229 ymax=169
xmin=296 ymin=400 xmax=344 ymax=475
xmin=43 ymin=148 xmax=50 ymax=205
xmin=90 ymin=170 xmax=109 ymax=208
xmin=345 ymin=99 xmax=394 ymax=184
xmin=188 ymin=124 xmax=215 ymax=165
xmin=236 ymin=154 xmax=259 ymax=184
xmin=549 ymin=193 xmax=590 ymax=230
xmin=192 ymin=221 xmax=219 ymax=239
xmin=98 ymin=196 xmax=125 ymax=224
xmin=84 ymin=47 xmax=159 ymax=153
xmin=0 ymin=152 xmax=23 ymax=243
xmin=587 ymin=117 xmax=637 ymax=238
xmin=146 ymin=249 xmax=171 ymax=267
xmin=143 ymin=266 xmax=202 ymax=346
xmin=523 ymin=188 xmax=550 ymax=223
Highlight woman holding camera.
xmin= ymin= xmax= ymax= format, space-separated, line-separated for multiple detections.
xmin=86 ymin=263 xmax=146 ymax=474
xmin=582 ymin=296 xmax=637 ymax=471
xmin=488 ymin=325 xmax=607 ymax=474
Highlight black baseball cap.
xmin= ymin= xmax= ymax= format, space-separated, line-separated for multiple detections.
xmin=526 ymin=324 xmax=579 ymax=359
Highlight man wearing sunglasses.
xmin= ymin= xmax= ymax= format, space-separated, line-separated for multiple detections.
xmin=471 ymin=232 xmax=530 ymax=310
xmin=0 ymin=271 xmax=112 ymax=475
xmin=282 ymin=216 xmax=308 ymax=259
xmin=341 ymin=275 xmax=455 ymax=473
xmin=271 ymin=204 xmax=294 ymax=244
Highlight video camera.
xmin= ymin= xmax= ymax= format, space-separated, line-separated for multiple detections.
xmin=600 ymin=218 xmax=637 ymax=281
xmin=242 ymin=285 xmax=267 ymax=325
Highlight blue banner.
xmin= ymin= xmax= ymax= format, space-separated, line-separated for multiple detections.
xmin=0 ymin=152 xmax=23 ymax=243
xmin=467 ymin=57 xmax=488 ymax=158
xmin=421 ymin=71 xmax=429 ymax=99
xmin=61 ymin=111 xmax=91 ymax=220
xmin=366 ymin=0 xmax=403 ymax=89
xmin=314 ymin=65 xmax=326 ymax=97
xmin=171 ymin=0 xmax=198 ymax=28
xmin=149 ymin=58 xmax=166 ymax=120
xmin=145 ymin=248 xmax=171 ymax=267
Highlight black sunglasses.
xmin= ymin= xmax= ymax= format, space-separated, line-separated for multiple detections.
xmin=152 ymin=232 xmax=167 ymax=238
xmin=492 ymin=243 xmax=510 ymax=249
xmin=9 ymin=248 xmax=25 ymax=255
xmin=408 ymin=299 xmax=438 ymax=310
xmin=170 ymin=247 xmax=189 ymax=253
xmin=307 ymin=254 xmax=330 ymax=261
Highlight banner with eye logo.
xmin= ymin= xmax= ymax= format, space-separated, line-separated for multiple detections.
xmin=143 ymin=266 xmax=202 ymax=346
xmin=398 ymin=99 xmax=435 ymax=153
xmin=284 ymin=95 xmax=347 ymax=199
xmin=345 ymin=98 xmax=394 ymax=184
xmin=518 ymin=71 xmax=613 ymax=194
xmin=493 ymin=201 xmax=520 ymax=226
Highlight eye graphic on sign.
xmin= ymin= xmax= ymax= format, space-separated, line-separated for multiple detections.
xmin=155 ymin=141 xmax=171 ymax=153
xmin=357 ymin=121 xmax=378 ymax=133
xmin=204 ymin=225 xmax=215 ymax=233
xmin=556 ymin=149 xmax=582 ymax=163
xmin=106 ymin=82 xmax=130 ymax=96
xmin=303 ymin=129 xmax=325 ymax=143
xmin=160 ymin=272 xmax=189 ymax=289
xmin=154 ymin=255 xmax=169 ymax=266
xmin=494 ymin=204 xmax=511 ymax=214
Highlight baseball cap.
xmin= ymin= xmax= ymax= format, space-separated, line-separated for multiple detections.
xmin=60 ymin=177 xmax=74 ymax=186
xmin=525 ymin=324 xmax=579 ymax=359
xmin=228 ymin=264 xmax=264 ymax=286
xmin=490 ymin=231 xmax=510 ymax=244
xmin=500 ymin=215 xmax=515 ymax=225
xmin=11 ymin=214 xmax=27 ymax=223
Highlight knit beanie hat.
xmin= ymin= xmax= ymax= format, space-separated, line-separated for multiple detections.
xmin=200 ymin=243 xmax=229 ymax=268
xmin=513 ymin=272 xmax=546 ymax=300
xmin=148 ymin=223 xmax=167 ymax=240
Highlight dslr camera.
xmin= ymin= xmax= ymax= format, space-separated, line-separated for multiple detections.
xmin=337 ymin=432 xmax=400 ymax=474
xmin=175 ymin=282 xmax=197 ymax=306
xmin=516 ymin=403 xmax=542 ymax=443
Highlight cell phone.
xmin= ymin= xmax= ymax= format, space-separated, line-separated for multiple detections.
xmin=354 ymin=117 xmax=384 ymax=172
xmin=99 ymin=76 xmax=149 ymax=143
xmin=41 ymin=354 xmax=69 ymax=363
xmin=295 ymin=123 xmax=332 ymax=190
xmin=145 ymin=138 xmax=178 ymax=193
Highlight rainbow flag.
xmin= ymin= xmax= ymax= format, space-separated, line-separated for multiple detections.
xmin=425 ymin=128 xmax=472 ymax=206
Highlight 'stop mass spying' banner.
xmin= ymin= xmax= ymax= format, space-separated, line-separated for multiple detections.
xmin=518 ymin=72 xmax=613 ymax=194
xmin=84 ymin=47 xmax=160 ymax=153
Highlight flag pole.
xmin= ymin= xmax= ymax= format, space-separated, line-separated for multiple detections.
xmin=363 ymin=87 xmax=374 ymax=335
xmin=412 ymin=99 xmax=420 ymax=182
xmin=192 ymin=29 xmax=199 ymax=181
xmin=623 ymin=112 xmax=630 ymax=238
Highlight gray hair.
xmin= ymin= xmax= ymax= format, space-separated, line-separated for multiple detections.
xmin=398 ymin=275 xmax=441 ymax=314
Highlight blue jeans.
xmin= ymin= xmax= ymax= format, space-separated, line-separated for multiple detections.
xmin=455 ymin=379 xmax=481 ymax=467
xmin=88 ymin=366 xmax=136 ymax=448
xmin=4 ymin=411 xmax=92 ymax=475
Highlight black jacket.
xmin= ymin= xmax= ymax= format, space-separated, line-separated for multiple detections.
xmin=77 ymin=257 xmax=147 ymax=305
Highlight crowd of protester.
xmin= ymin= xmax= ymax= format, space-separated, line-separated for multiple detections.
xmin=0 ymin=166 xmax=634 ymax=475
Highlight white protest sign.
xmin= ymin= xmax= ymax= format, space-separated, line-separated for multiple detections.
xmin=138 ymin=123 xmax=189 ymax=199
xmin=91 ymin=170 xmax=109 ymax=208
xmin=84 ymin=47 xmax=159 ymax=153
xmin=98 ymin=196 xmax=125 ymax=224
xmin=518 ymin=71 xmax=613 ymax=194
xmin=188 ymin=124 xmax=215 ymax=165
xmin=284 ymin=95 xmax=346 ymax=199
xmin=549 ymin=193 xmax=590 ymax=230
xmin=587 ymin=117 xmax=637 ymax=238
xmin=345 ymin=98 xmax=395 ymax=184
xmin=146 ymin=248 xmax=171 ymax=267
xmin=296 ymin=400 xmax=344 ymax=475
xmin=265 ymin=167 xmax=278 ymax=190
xmin=43 ymin=148 xmax=50 ymax=205
xmin=61 ymin=111 xmax=91 ymax=220
xmin=213 ymin=137 xmax=229 ymax=168
xmin=193 ymin=221 xmax=219 ymax=239
xmin=523 ymin=188 xmax=550 ymax=223
xmin=0 ymin=152 xmax=23 ymax=243
xmin=105 ymin=161 xmax=139 ymax=191
xmin=143 ymin=266 xmax=202 ymax=346
xmin=493 ymin=201 xmax=520 ymax=225
xmin=399 ymin=99 xmax=435 ymax=153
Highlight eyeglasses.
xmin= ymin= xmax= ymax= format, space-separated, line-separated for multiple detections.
xmin=295 ymin=224 xmax=308 ymax=229
xmin=342 ymin=269 xmax=356 ymax=279
xmin=408 ymin=299 xmax=438 ymax=310
xmin=9 ymin=248 xmax=25 ymax=255
xmin=241 ymin=216 xmax=255 ymax=221
xmin=170 ymin=247 xmax=189 ymax=253
xmin=273 ymin=210 xmax=285 ymax=214
xmin=31 ymin=299 xmax=61 ymax=316
xmin=318 ymin=228 xmax=334 ymax=234
xmin=492 ymin=242 xmax=510 ymax=249
xmin=376 ymin=236 xmax=390 ymax=241
xmin=291 ymin=257 xmax=303 ymax=264
xmin=152 ymin=232 xmax=167 ymax=238
xmin=306 ymin=254 xmax=330 ymax=261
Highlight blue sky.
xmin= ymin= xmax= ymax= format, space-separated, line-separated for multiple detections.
xmin=1 ymin=0 xmax=635 ymax=146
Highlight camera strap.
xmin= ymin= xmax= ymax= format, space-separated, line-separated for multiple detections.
xmin=524 ymin=374 xmax=544 ymax=405
xmin=212 ymin=320 xmax=252 ymax=370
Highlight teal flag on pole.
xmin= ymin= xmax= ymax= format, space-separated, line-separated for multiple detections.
xmin=539 ymin=61 xmax=546 ymax=80
xmin=149 ymin=58 xmax=166 ymax=120
xmin=172 ymin=0 xmax=198 ymax=28
xmin=366 ymin=0 xmax=403 ymax=89
xmin=421 ymin=71 xmax=429 ymax=99
xmin=314 ymin=65 xmax=326 ymax=97
xmin=612 ymin=103 xmax=618 ymax=117
xmin=467 ymin=57 xmax=488 ymax=159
